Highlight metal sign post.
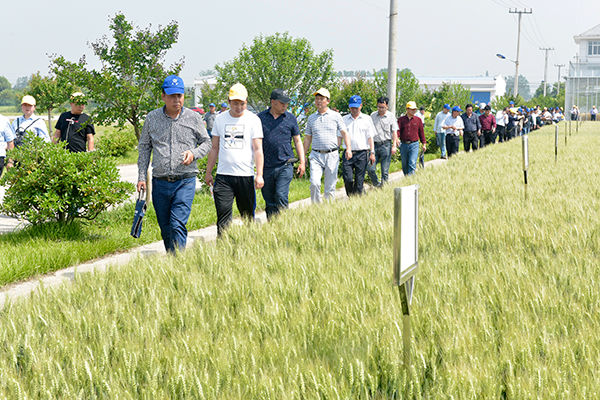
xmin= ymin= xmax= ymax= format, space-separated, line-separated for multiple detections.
xmin=565 ymin=121 xmax=568 ymax=145
xmin=522 ymin=134 xmax=529 ymax=198
xmin=569 ymin=120 xmax=572 ymax=136
xmin=393 ymin=185 xmax=419 ymax=367
xmin=554 ymin=124 xmax=558 ymax=162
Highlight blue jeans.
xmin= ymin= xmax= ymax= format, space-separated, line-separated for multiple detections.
xmin=436 ymin=132 xmax=447 ymax=157
xmin=400 ymin=141 xmax=419 ymax=175
xmin=261 ymin=163 xmax=293 ymax=219
xmin=367 ymin=140 xmax=392 ymax=186
xmin=152 ymin=177 xmax=196 ymax=253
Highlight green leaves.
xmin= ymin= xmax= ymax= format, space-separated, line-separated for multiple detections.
xmin=52 ymin=13 xmax=183 ymax=139
xmin=0 ymin=137 xmax=133 ymax=224
xmin=215 ymin=32 xmax=335 ymax=114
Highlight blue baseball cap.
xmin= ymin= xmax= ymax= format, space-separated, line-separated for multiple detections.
xmin=443 ymin=104 xmax=450 ymax=109
xmin=452 ymin=106 xmax=462 ymax=112
xmin=162 ymin=75 xmax=185 ymax=95
xmin=348 ymin=95 xmax=362 ymax=108
xmin=509 ymin=101 xmax=515 ymax=105
xmin=221 ymin=102 xmax=227 ymax=108
xmin=209 ymin=103 xmax=215 ymax=107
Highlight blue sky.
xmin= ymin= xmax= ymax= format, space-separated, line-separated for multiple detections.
xmin=2 ymin=0 xmax=598 ymax=91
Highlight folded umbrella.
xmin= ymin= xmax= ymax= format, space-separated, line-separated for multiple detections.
xmin=130 ymin=189 xmax=147 ymax=239
xmin=418 ymin=149 xmax=425 ymax=169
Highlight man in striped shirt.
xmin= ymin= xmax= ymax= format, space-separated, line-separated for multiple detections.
xmin=137 ymin=75 xmax=211 ymax=252
xmin=303 ymin=88 xmax=352 ymax=203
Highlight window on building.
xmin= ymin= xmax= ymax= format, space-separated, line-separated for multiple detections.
xmin=589 ymin=41 xmax=600 ymax=56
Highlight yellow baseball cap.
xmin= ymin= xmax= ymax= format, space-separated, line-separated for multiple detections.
xmin=21 ymin=95 xmax=36 ymax=106
xmin=313 ymin=87 xmax=331 ymax=99
xmin=228 ymin=83 xmax=248 ymax=101
xmin=406 ymin=101 xmax=417 ymax=110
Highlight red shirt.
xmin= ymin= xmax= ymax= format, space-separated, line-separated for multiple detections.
xmin=479 ymin=114 xmax=496 ymax=131
xmin=397 ymin=115 xmax=426 ymax=144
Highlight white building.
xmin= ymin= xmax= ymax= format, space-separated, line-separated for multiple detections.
xmin=417 ymin=75 xmax=506 ymax=105
xmin=566 ymin=24 xmax=600 ymax=113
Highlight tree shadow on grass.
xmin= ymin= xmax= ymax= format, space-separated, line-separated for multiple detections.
xmin=0 ymin=221 xmax=104 ymax=246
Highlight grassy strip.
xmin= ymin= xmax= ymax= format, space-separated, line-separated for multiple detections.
xmin=0 ymin=123 xmax=598 ymax=397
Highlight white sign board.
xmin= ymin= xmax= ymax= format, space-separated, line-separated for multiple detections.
xmin=394 ymin=185 xmax=419 ymax=285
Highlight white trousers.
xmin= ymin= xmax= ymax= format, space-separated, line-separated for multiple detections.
xmin=309 ymin=151 xmax=339 ymax=203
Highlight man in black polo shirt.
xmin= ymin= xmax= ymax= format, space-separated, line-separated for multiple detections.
xmin=53 ymin=92 xmax=95 ymax=152
xmin=257 ymin=89 xmax=305 ymax=219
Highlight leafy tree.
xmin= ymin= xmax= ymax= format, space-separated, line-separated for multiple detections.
xmin=196 ymin=81 xmax=226 ymax=109
xmin=429 ymin=82 xmax=472 ymax=113
xmin=52 ymin=13 xmax=183 ymax=140
xmin=0 ymin=89 xmax=19 ymax=108
xmin=1 ymin=137 xmax=132 ymax=224
xmin=215 ymin=32 xmax=335 ymax=113
xmin=505 ymin=75 xmax=531 ymax=100
xmin=374 ymin=68 xmax=421 ymax=116
xmin=331 ymin=75 xmax=379 ymax=115
xmin=27 ymin=72 xmax=73 ymax=132
xmin=0 ymin=76 xmax=11 ymax=92
xmin=13 ymin=76 xmax=30 ymax=91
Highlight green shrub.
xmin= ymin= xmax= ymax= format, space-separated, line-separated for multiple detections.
xmin=96 ymin=128 xmax=137 ymax=157
xmin=0 ymin=137 xmax=133 ymax=224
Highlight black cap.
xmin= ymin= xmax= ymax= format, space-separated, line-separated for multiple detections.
xmin=270 ymin=89 xmax=291 ymax=103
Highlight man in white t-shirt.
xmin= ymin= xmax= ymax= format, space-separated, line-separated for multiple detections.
xmin=205 ymin=83 xmax=264 ymax=235
xmin=341 ymin=95 xmax=375 ymax=196
xmin=442 ymin=106 xmax=465 ymax=157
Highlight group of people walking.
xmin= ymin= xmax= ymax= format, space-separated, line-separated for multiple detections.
xmin=140 ymin=75 xmax=587 ymax=253
xmin=138 ymin=76 xmax=431 ymax=253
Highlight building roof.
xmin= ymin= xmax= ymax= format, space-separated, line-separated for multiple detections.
xmin=574 ymin=23 xmax=600 ymax=43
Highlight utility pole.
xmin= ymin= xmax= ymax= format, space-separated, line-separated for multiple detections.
xmin=540 ymin=47 xmax=554 ymax=96
xmin=554 ymin=64 xmax=564 ymax=83
xmin=554 ymin=63 xmax=565 ymax=95
xmin=509 ymin=8 xmax=532 ymax=97
xmin=387 ymin=0 xmax=398 ymax=115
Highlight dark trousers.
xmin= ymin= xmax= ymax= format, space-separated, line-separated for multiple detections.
xmin=342 ymin=150 xmax=368 ymax=196
xmin=592 ymin=114 xmax=596 ymax=121
xmin=261 ymin=163 xmax=293 ymax=220
xmin=506 ymin=127 xmax=516 ymax=140
xmin=152 ymin=177 xmax=196 ymax=253
xmin=483 ymin=130 xmax=495 ymax=146
xmin=497 ymin=125 xmax=506 ymax=142
xmin=464 ymin=131 xmax=478 ymax=152
xmin=213 ymin=174 xmax=255 ymax=235
xmin=0 ymin=157 xmax=4 ymax=176
xmin=446 ymin=135 xmax=460 ymax=157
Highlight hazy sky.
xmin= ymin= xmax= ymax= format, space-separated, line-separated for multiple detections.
xmin=2 ymin=0 xmax=599 ymax=91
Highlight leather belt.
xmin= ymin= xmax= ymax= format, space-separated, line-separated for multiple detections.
xmin=313 ymin=148 xmax=338 ymax=154
xmin=154 ymin=172 xmax=197 ymax=182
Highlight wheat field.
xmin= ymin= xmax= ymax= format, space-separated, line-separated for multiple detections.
xmin=0 ymin=123 xmax=598 ymax=399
